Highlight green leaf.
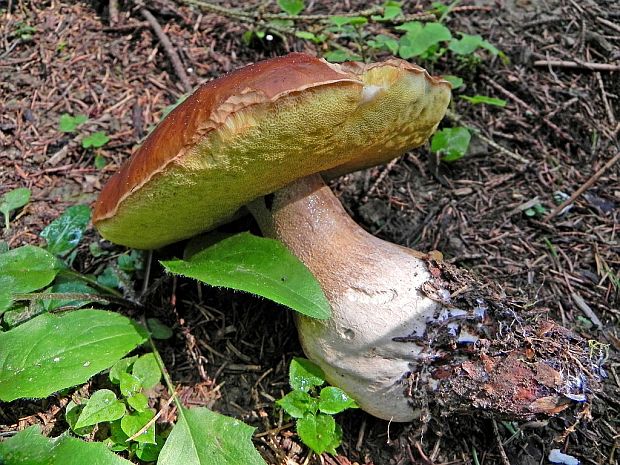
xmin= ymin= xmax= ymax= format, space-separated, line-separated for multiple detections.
xmin=397 ymin=22 xmax=451 ymax=59
xmin=158 ymin=406 xmax=266 ymax=465
xmin=134 ymin=439 xmax=164 ymax=462
xmin=65 ymin=401 xmax=95 ymax=436
xmin=127 ymin=392 xmax=149 ymax=412
xmin=318 ymin=386 xmax=358 ymax=414
xmin=121 ymin=409 xmax=156 ymax=444
xmin=0 ymin=187 xmax=31 ymax=229
xmin=0 ymin=309 xmax=147 ymax=401
xmin=296 ymin=413 xmax=341 ymax=455
xmin=0 ymin=245 xmax=61 ymax=312
xmin=82 ymin=131 xmax=110 ymax=149
xmin=40 ymin=205 xmax=91 ymax=256
xmin=289 ymin=357 xmax=325 ymax=392
xmin=94 ymin=153 xmax=107 ymax=169
xmin=277 ymin=390 xmax=318 ymax=418
xmin=58 ymin=113 xmax=88 ymax=133
xmin=430 ymin=127 xmax=472 ymax=162
xmin=277 ymin=0 xmax=304 ymax=15
xmin=0 ymin=425 xmax=132 ymax=465
xmin=448 ymin=33 xmax=500 ymax=56
xmin=132 ymin=353 xmax=161 ymax=389
xmin=119 ymin=371 xmax=142 ymax=397
xmin=460 ymin=95 xmax=507 ymax=107
xmin=110 ymin=355 xmax=138 ymax=384
xmin=442 ymin=75 xmax=463 ymax=90
xmin=367 ymin=34 xmax=399 ymax=55
xmin=323 ymin=49 xmax=363 ymax=63
xmin=161 ymin=232 xmax=331 ymax=320
xmin=75 ymin=389 xmax=126 ymax=428
xmin=147 ymin=318 xmax=173 ymax=340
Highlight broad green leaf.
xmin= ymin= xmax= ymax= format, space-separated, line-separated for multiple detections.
xmin=109 ymin=355 xmax=138 ymax=384
xmin=0 ymin=245 xmax=61 ymax=311
xmin=448 ymin=33 xmax=500 ymax=56
xmin=460 ymin=95 xmax=507 ymax=107
xmin=397 ymin=22 xmax=451 ymax=59
xmin=442 ymin=75 xmax=463 ymax=90
xmin=1 ymin=187 xmax=31 ymax=229
xmin=0 ymin=425 xmax=132 ymax=465
xmin=0 ymin=309 xmax=147 ymax=401
xmin=289 ymin=357 xmax=325 ymax=392
xmin=372 ymin=2 xmax=402 ymax=21
xmin=295 ymin=31 xmax=325 ymax=43
xmin=132 ymin=353 xmax=161 ymax=389
xmin=75 ymin=389 xmax=126 ymax=428
xmin=277 ymin=390 xmax=318 ymax=418
xmin=323 ymin=49 xmax=363 ymax=63
xmin=431 ymin=127 xmax=472 ymax=162
xmin=82 ymin=131 xmax=110 ymax=149
xmin=40 ymin=205 xmax=91 ymax=256
xmin=318 ymin=387 xmax=358 ymax=414
xmin=121 ymin=409 xmax=156 ymax=444
xmin=161 ymin=232 xmax=331 ymax=320
xmin=58 ymin=113 xmax=88 ymax=133
xmin=65 ymin=400 xmax=95 ymax=436
xmin=134 ymin=439 xmax=164 ymax=462
xmin=147 ymin=318 xmax=173 ymax=340
xmin=297 ymin=413 xmax=341 ymax=455
xmin=94 ymin=153 xmax=107 ymax=169
xmin=127 ymin=392 xmax=149 ymax=412
xmin=157 ymin=406 xmax=266 ymax=465
xmin=119 ymin=371 xmax=142 ymax=397
xmin=367 ymin=34 xmax=399 ymax=54
xmin=109 ymin=419 xmax=130 ymax=451
xmin=277 ymin=0 xmax=304 ymax=15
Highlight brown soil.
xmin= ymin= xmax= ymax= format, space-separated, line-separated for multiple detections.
xmin=1 ymin=1 xmax=618 ymax=464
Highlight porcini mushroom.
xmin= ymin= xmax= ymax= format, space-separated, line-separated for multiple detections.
xmin=94 ymin=53 xmax=599 ymax=422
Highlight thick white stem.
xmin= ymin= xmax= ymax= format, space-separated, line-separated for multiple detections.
xmin=249 ymin=174 xmax=444 ymax=421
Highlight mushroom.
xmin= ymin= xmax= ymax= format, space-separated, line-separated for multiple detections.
xmin=94 ymin=53 xmax=599 ymax=422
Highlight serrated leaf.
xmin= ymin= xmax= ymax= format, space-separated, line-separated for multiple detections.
xmin=157 ymin=406 xmax=266 ymax=465
xmin=110 ymin=355 xmax=138 ymax=384
xmin=75 ymin=389 xmax=126 ymax=428
xmin=318 ymin=386 xmax=358 ymax=414
xmin=277 ymin=390 xmax=318 ymax=418
xmin=161 ymin=232 xmax=331 ymax=320
xmin=0 ymin=309 xmax=147 ymax=401
xmin=397 ymin=22 xmax=451 ymax=59
xmin=297 ymin=413 xmax=341 ymax=455
xmin=460 ymin=95 xmax=507 ymax=107
xmin=58 ymin=113 xmax=88 ymax=133
xmin=121 ymin=409 xmax=156 ymax=444
xmin=289 ymin=357 xmax=325 ymax=392
xmin=127 ymin=392 xmax=149 ymax=412
xmin=0 ymin=425 xmax=132 ymax=465
xmin=147 ymin=318 xmax=173 ymax=340
xmin=442 ymin=75 xmax=464 ymax=90
xmin=132 ymin=353 xmax=161 ymax=389
xmin=40 ymin=205 xmax=91 ymax=257
xmin=82 ymin=131 xmax=110 ymax=149
xmin=277 ymin=0 xmax=304 ymax=15
xmin=1 ymin=187 xmax=31 ymax=229
xmin=431 ymin=127 xmax=472 ymax=162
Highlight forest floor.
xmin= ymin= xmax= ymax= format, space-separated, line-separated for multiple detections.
xmin=0 ymin=0 xmax=618 ymax=464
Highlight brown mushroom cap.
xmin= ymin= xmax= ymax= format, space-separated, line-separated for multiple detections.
xmin=93 ymin=53 xmax=451 ymax=249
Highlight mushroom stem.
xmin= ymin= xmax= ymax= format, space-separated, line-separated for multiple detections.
xmin=248 ymin=173 xmax=600 ymax=422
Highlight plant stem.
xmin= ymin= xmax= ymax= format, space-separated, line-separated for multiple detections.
xmin=60 ymin=268 xmax=124 ymax=298
xmin=148 ymin=335 xmax=183 ymax=411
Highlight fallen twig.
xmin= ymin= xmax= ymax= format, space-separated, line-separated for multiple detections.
xmin=571 ymin=292 xmax=603 ymax=329
xmin=533 ymin=59 xmax=620 ymax=72
xmin=140 ymin=8 xmax=192 ymax=93
xmin=544 ymin=151 xmax=620 ymax=221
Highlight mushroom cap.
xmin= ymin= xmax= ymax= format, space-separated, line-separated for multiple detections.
xmin=93 ymin=53 xmax=451 ymax=249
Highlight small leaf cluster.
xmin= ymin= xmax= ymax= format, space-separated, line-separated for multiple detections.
xmin=58 ymin=113 xmax=110 ymax=150
xmin=66 ymin=354 xmax=165 ymax=462
xmin=277 ymin=358 xmax=358 ymax=455
xmin=0 ymin=187 xmax=31 ymax=229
